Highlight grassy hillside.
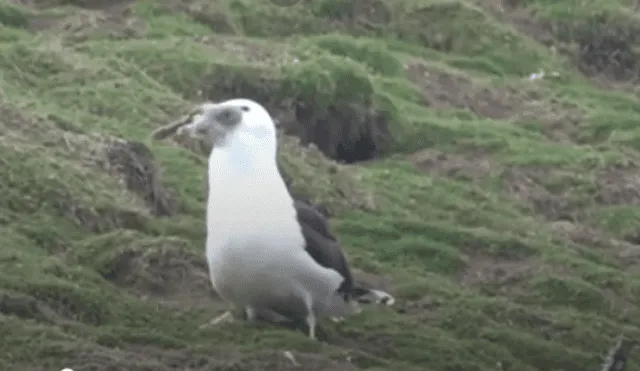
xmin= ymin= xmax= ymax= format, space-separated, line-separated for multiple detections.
xmin=1 ymin=0 xmax=640 ymax=370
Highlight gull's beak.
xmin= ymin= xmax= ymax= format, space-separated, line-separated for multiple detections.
xmin=176 ymin=102 xmax=218 ymax=138
xmin=175 ymin=101 xmax=242 ymax=143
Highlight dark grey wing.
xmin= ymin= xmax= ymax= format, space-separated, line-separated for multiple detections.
xmin=295 ymin=201 xmax=353 ymax=297
xmin=294 ymin=199 xmax=336 ymax=241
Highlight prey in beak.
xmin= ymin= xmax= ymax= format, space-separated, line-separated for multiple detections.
xmin=149 ymin=101 xmax=241 ymax=141
xmin=149 ymin=103 xmax=212 ymax=141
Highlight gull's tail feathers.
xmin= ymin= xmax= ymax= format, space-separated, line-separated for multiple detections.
xmin=352 ymin=285 xmax=395 ymax=306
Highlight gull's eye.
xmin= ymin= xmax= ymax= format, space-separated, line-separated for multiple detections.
xmin=240 ymin=106 xmax=250 ymax=112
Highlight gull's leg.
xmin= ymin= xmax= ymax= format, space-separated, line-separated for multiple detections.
xmin=301 ymin=293 xmax=318 ymax=340
xmin=200 ymin=310 xmax=235 ymax=329
xmin=212 ymin=310 xmax=235 ymax=324
xmin=245 ymin=306 xmax=257 ymax=321
xmin=306 ymin=312 xmax=317 ymax=340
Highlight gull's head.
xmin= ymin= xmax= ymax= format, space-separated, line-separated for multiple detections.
xmin=177 ymin=98 xmax=278 ymax=154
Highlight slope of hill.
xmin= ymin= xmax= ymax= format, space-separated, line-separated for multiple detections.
xmin=1 ymin=0 xmax=640 ymax=370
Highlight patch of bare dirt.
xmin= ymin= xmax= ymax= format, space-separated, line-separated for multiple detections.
xmin=409 ymin=148 xmax=497 ymax=180
xmin=99 ymin=240 xmax=216 ymax=311
xmin=66 ymin=133 xmax=181 ymax=217
xmin=595 ymin=161 xmax=640 ymax=206
xmin=504 ymin=162 xmax=640 ymax=221
xmin=160 ymin=0 xmax=237 ymax=34
xmin=457 ymin=251 xmax=631 ymax=314
xmin=501 ymin=165 xmax=586 ymax=221
xmin=459 ymin=255 xmax=549 ymax=296
xmin=614 ymin=244 xmax=640 ymax=274
xmin=103 ymin=139 xmax=181 ymax=216
xmin=394 ymin=296 xmax=440 ymax=322
xmin=549 ymin=220 xmax=637 ymax=257
xmin=501 ymin=163 xmax=640 ymax=268
xmin=406 ymin=63 xmax=583 ymax=142
xmin=0 ymin=99 xmax=57 ymax=141
xmin=473 ymin=0 xmax=556 ymax=47
xmin=17 ymin=0 xmax=144 ymax=41
xmin=198 ymin=35 xmax=286 ymax=63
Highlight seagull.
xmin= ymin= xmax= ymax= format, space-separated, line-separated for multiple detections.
xmin=176 ymin=98 xmax=394 ymax=339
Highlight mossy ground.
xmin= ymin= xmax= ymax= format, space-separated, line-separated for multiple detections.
xmin=1 ymin=0 xmax=640 ymax=370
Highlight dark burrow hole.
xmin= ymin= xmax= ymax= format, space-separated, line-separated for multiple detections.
xmin=291 ymin=101 xmax=389 ymax=165
xmin=623 ymin=231 xmax=640 ymax=245
xmin=335 ymin=135 xmax=380 ymax=164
